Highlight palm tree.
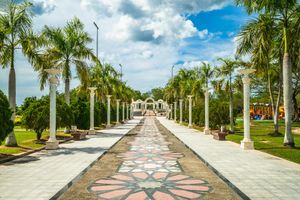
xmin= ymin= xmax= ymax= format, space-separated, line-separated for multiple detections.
xmin=40 ymin=17 xmax=95 ymax=104
xmin=216 ymin=58 xmax=239 ymax=133
xmin=0 ymin=1 xmax=33 ymax=146
xmin=199 ymin=62 xmax=215 ymax=87
xmin=236 ymin=0 xmax=299 ymax=146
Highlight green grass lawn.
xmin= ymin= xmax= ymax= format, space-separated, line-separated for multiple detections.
xmin=226 ymin=120 xmax=300 ymax=164
xmin=0 ymin=127 xmax=71 ymax=155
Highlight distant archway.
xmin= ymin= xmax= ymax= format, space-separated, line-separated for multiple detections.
xmin=132 ymin=98 xmax=168 ymax=116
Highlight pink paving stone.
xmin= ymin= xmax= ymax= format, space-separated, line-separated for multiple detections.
xmin=167 ymin=175 xmax=189 ymax=181
xmin=137 ymin=157 xmax=148 ymax=161
xmin=95 ymin=180 xmax=125 ymax=184
xmin=152 ymin=157 xmax=163 ymax=161
xmin=132 ymin=172 xmax=149 ymax=179
xmin=112 ymin=174 xmax=134 ymax=181
xmin=176 ymin=185 xmax=210 ymax=191
xmin=91 ymin=185 xmax=125 ymax=191
xmin=125 ymin=191 xmax=148 ymax=200
xmin=175 ymin=180 xmax=205 ymax=185
xmin=99 ymin=189 xmax=131 ymax=199
xmin=152 ymin=172 xmax=168 ymax=179
xmin=153 ymin=191 xmax=175 ymax=200
xmin=144 ymin=164 xmax=157 ymax=169
xmin=169 ymin=189 xmax=202 ymax=199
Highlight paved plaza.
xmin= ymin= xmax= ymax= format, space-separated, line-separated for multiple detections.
xmin=0 ymin=118 xmax=141 ymax=200
xmin=157 ymin=117 xmax=300 ymax=200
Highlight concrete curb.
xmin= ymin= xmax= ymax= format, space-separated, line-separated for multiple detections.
xmin=50 ymin=121 xmax=141 ymax=200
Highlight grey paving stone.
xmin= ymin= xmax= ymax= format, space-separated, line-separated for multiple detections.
xmin=157 ymin=117 xmax=300 ymax=200
xmin=0 ymin=118 xmax=141 ymax=200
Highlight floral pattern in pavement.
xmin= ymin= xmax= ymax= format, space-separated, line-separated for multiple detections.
xmin=89 ymin=117 xmax=212 ymax=199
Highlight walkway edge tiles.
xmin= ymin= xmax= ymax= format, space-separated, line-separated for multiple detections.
xmin=157 ymin=117 xmax=300 ymax=200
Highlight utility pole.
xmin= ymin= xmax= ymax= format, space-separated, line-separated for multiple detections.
xmin=171 ymin=65 xmax=175 ymax=79
xmin=119 ymin=64 xmax=123 ymax=81
xmin=93 ymin=22 xmax=99 ymax=59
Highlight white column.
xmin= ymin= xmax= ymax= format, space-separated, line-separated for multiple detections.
xmin=122 ymin=102 xmax=125 ymax=122
xmin=45 ymin=69 xmax=61 ymax=150
xmin=179 ymin=99 xmax=183 ymax=124
xmin=89 ymin=87 xmax=97 ymax=134
xmin=174 ymin=101 xmax=177 ymax=122
xmin=204 ymin=88 xmax=210 ymax=134
xmin=239 ymin=69 xmax=255 ymax=150
xmin=188 ymin=95 xmax=193 ymax=128
xmin=116 ymin=99 xmax=120 ymax=124
xmin=170 ymin=104 xmax=173 ymax=120
xmin=126 ymin=103 xmax=129 ymax=120
xmin=107 ymin=95 xmax=111 ymax=128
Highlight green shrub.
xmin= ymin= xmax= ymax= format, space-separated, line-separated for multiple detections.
xmin=22 ymin=96 xmax=73 ymax=140
xmin=0 ymin=90 xmax=14 ymax=143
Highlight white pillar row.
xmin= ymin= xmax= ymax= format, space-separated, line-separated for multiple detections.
xmin=89 ymin=87 xmax=97 ymax=134
xmin=170 ymin=104 xmax=173 ymax=120
xmin=179 ymin=99 xmax=183 ymax=124
xmin=239 ymin=69 xmax=255 ymax=150
xmin=106 ymin=95 xmax=112 ymax=128
xmin=45 ymin=69 xmax=61 ymax=150
xmin=174 ymin=101 xmax=177 ymax=122
xmin=188 ymin=95 xmax=193 ymax=128
xmin=122 ymin=102 xmax=125 ymax=122
xmin=204 ymin=88 xmax=210 ymax=135
xmin=116 ymin=99 xmax=120 ymax=124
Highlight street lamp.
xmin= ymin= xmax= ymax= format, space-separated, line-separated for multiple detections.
xmin=119 ymin=64 xmax=123 ymax=81
xmin=93 ymin=22 xmax=99 ymax=59
xmin=171 ymin=65 xmax=175 ymax=79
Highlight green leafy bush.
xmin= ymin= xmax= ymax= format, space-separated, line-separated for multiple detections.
xmin=0 ymin=90 xmax=14 ymax=143
xmin=22 ymin=96 xmax=73 ymax=140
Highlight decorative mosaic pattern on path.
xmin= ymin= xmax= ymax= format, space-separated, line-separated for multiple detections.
xmin=89 ymin=117 xmax=212 ymax=199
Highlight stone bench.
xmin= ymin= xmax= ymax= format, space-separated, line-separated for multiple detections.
xmin=211 ymin=130 xmax=228 ymax=141
xmin=70 ymin=129 xmax=88 ymax=140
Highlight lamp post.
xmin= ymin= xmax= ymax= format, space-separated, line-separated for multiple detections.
xmin=239 ymin=69 xmax=256 ymax=150
xmin=171 ymin=65 xmax=175 ymax=79
xmin=116 ymin=99 xmax=120 ymax=124
xmin=119 ymin=64 xmax=123 ymax=82
xmin=45 ymin=69 xmax=62 ymax=150
xmin=93 ymin=22 xmax=99 ymax=59
xmin=204 ymin=87 xmax=210 ymax=135
xmin=89 ymin=87 xmax=97 ymax=134
xmin=188 ymin=95 xmax=193 ymax=128
xmin=179 ymin=99 xmax=183 ymax=124
xmin=106 ymin=95 xmax=112 ymax=128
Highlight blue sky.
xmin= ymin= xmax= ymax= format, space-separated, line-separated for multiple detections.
xmin=0 ymin=0 xmax=252 ymax=104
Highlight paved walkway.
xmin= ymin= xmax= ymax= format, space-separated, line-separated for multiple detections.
xmin=88 ymin=117 xmax=213 ymax=199
xmin=157 ymin=117 xmax=300 ymax=200
xmin=0 ymin=118 xmax=141 ymax=200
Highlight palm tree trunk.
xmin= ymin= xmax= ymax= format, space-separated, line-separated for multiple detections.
xmin=274 ymin=84 xmax=282 ymax=135
xmin=5 ymin=50 xmax=17 ymax=147
xmin=292 ymin=91 xmax=299 ymax=122
xmin=65 ymin=78 xmax=70 ymax=105
xmin=229 ymin=76 xmax=234 ymax=133
xmin=283 ymin=53 xmax=294 ymax=146
xmin=266 ymin=70 xmax=278 ymax=135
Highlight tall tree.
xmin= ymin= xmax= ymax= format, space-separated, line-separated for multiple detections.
xmin=41 ymin=17 xmax=95 ymax=104
xmin=0 ymin=1 xmax=33 ymax=146
xmin=216 ymin=58 xmax=239 ymax=133
xmin=236 ymin=0 xmax=299 ymax=146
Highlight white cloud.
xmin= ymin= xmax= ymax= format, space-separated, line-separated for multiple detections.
xmin=198 ymin=29 xmax=209 ymax=39
xmin=0 ymin=0 xmax=231 ymax=104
